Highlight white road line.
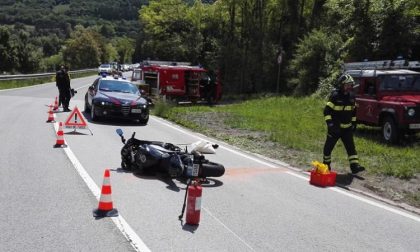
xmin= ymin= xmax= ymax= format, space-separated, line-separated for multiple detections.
xmin=151 ymin=117 xmax=278 ymax=168
xmin=284 ymin=171 xmax=420 ymax=222
xmin=329 ymin=186 xmax=420 ymax=222
xmin=202 ymin=207 xmax=255 ymax=251
xmin=75 ymin=84 xmax=91 ymax=90
xmin=53 ymin=122 xmax=151 ymax=252
xmin=151 ymin=116 xmax=420 ymax=223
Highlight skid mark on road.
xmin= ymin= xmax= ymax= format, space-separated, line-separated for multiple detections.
xmin=225 ymin=167 xmax=288 ymax=179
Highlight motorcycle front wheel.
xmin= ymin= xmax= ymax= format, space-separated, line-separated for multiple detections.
xmin=121 ymin=147 xmax=133 ymax=171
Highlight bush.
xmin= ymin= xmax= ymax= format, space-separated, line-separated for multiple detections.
xmin=151 ymin=99 xmax=174 ymax=118
xmin=288 ymin=29 xmax=344 ymax=96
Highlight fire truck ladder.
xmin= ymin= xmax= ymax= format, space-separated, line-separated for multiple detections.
xmin=343 ymin=60 xmax=420 ymax=77
xmin=343 ymin=60 xmax=420 ymax=71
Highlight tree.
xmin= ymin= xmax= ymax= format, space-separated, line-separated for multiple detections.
xmin=288 ymin=29 xmax=344 ymax=96
xmin=62 ymin=26 xmax=107 ymax=69
xmin=0 ymin=26 xmax=17 ymax=73
xmin=114 ymin=36 xmax=135 ymax=63
xmin=346 ymin=0 xmax=375 ymax=61
xmin=139 ymin=0 xmax=203 ymax=62
xmin=375 ymin=0 xmax=417 ymax=59
xmin=15 ymin=30 xmax=42 ymax=73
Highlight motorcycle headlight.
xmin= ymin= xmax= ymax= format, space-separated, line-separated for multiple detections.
xmin=407 ymin=108 xmax=415 ymax=117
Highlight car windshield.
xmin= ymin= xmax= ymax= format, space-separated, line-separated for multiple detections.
xmin=380 ymin=75 xmax=420 ymax=91
xmin=99 ymin=80 xmax=139 ymax=94
xmin=100 ymin=64 xmax=110 ymax=68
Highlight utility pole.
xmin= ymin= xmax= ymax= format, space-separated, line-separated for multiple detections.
xmin=276 ymin=48 xmax=284 ymax=94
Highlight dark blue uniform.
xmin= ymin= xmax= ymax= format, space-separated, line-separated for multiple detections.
xmin=323 ymin=88 xmax=364 ymax=173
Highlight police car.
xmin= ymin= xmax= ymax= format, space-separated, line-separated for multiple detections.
xmin=84 ymin=74 xmax=150 ymax=124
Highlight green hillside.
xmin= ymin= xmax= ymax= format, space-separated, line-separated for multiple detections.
xmin=0 ymin=0 xmax=145 ymax=39
xmin=0 ymin=0 xmax=148 ymax=73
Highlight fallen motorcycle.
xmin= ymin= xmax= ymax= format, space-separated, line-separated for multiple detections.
xmin=116 ymin=129 xmax=225 ymax=179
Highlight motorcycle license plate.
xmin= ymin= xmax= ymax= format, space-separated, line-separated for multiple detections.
xmin=192 ymin=164 xmax=199 ymax=176
xmin=409 ymin=123 xmax=420 ymax=129
xmin=131 ymin=108 xmax=142 ymax=113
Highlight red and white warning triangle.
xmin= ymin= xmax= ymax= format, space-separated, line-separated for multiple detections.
xmin=64 ymin=106 xmax=88 ymax=129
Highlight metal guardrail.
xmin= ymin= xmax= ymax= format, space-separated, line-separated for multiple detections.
xmin=0 ymin=69 xmax=97 ymax=80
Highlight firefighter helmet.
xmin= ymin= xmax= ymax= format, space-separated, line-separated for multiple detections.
xmin=336 ymin=73 xmax=354 ymax=88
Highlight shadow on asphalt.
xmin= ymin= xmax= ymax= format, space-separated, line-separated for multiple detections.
xmin=112 ymin=168 xmax=224 ymax=191
xmin=335 ymin=173 xmax=365 ymax=189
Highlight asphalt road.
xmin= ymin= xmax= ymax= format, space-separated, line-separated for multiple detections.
xmin=1 ymin=74 xmax=420 ymax=252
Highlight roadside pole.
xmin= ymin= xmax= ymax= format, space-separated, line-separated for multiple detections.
xmin=276 ymin=49 xmax=284 ymax=94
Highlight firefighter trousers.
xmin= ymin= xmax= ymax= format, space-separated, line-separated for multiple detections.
xmin=323 ymin=127 xmax=358 ymax=167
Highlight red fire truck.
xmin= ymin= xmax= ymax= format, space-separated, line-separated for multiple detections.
xmin=344 ymin=59 xmax=420 ymax=143
xmin=131 ymin=61 xmax=222 ymax=104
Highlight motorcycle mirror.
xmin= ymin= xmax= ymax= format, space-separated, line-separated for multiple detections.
xmin=116 ymin=128 xmax=123 ymax=136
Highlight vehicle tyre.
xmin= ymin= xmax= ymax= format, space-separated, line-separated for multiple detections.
xmin=134 ymin=151 xmax=146 ymax=173
xmin=120 ymin=148 xmax=132 ymax=171
xmin=200 ymin=162 xmax=225 ymax=178
xmin=91 ymin=104 xmax=97 ymax=121
xmin=84 ymin=98 xmax=90 ymax=113
xmin=138 ymin=110 xmax=149 ymax=124
xmin=382 ymin=116 xmax=399 ymax=144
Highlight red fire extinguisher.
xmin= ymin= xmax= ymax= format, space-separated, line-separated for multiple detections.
xmin=181 ymin=180 xmax=202 ymax=225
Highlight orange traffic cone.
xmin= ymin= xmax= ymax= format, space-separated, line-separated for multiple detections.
xmin=54 ymin=122 xmax=67 ymax=148
xmin=53 ymin=97 xmax=59 ymax=111
xmin=93 ymin=169 xmax=118 ymax=217
xmin=46 ymin=105 xmax=55 ymax=122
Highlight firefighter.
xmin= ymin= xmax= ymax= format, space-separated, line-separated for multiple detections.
xmin=323 ymin=73 xmax=365 ymax=174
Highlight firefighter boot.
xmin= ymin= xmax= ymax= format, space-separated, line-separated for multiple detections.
xmin=350 ymin=164 xmax=365 ymax=174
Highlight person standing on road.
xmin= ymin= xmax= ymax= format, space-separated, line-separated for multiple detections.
xmin=56 ymin=65 xmax=72 ymax=112
xmin=323 ymin=74 xmax=365 ymax=174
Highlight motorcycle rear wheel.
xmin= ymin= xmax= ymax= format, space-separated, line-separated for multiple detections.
xmin=200 ymin=162 xmax=225 ymax=178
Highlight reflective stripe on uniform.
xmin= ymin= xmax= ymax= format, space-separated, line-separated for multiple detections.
xmin=340 ymin=123 xmax=352 ymax=128
xmin=326 ymin=102 xmax=335 ymax=109
xmin=325 ymin=115 xmax=332 ymax=121
xmin=352 ymin=117 xmax=356 ymax=122
xmin=326 ymin=102 xmax=354 ymax=111
xmin=348 ymin=155 xmax=358 ymax=164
